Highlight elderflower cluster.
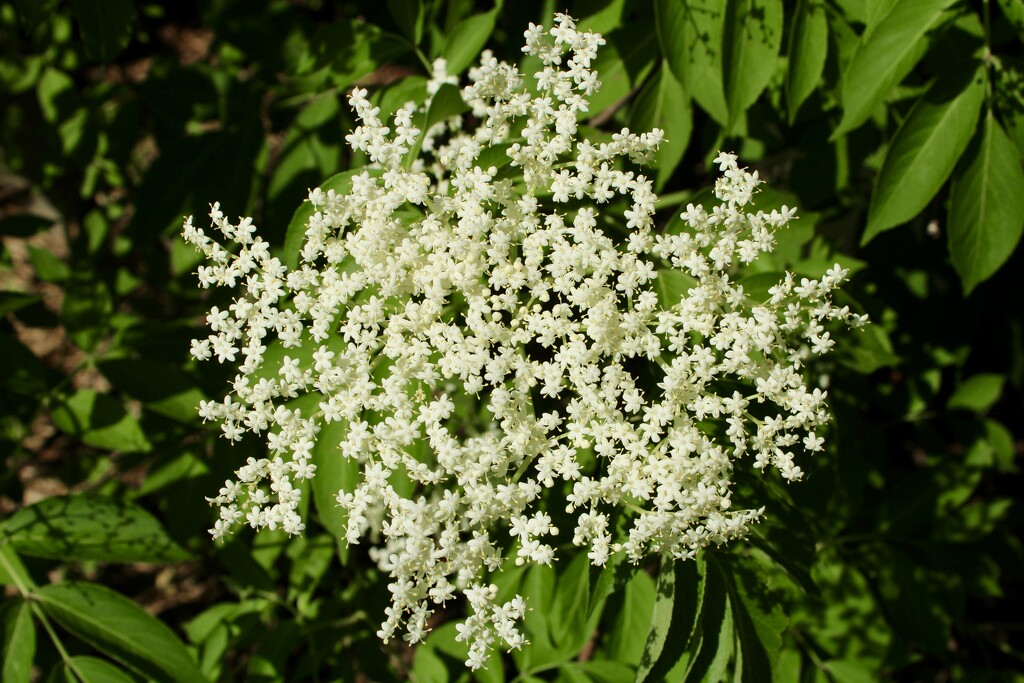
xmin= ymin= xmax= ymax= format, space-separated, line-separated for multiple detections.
xmin=183 ymin=14 xmax=865 ymax=669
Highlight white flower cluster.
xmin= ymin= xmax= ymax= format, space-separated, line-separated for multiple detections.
xmin=183 ymin=14 xmax=865 ymax=669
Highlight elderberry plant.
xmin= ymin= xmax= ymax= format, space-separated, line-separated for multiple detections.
xmin=183 ymin=13 xmax=866 ymax=670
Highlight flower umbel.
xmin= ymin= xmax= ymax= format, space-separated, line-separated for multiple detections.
xmin=184 ymin=13 xmax=866 ymax=669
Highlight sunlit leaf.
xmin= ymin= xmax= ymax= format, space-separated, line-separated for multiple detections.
xmin=631 ymin=63 xmax=691 ymax=190
xmin=835 ymin=0 xmax=956 ymax=136
xmin=863 ymin=64 xmax=985 ymax=243
xmin=0 ymin=494 xmax=190 ymax=563
xmin=947 ymin=373 xmax=1005 ymax=413
xmin=1 ymin=598 xmax=35 ymax=683
xmin=722 ymin=0 xmax=783 ymax=131
xmin=656 ymin=0 xmax=729 ymax=125
xmin=34 ymin=582 xmax=208 ymax=683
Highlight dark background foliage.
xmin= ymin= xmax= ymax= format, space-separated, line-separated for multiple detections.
xmin=1 ymin=0 xmax=1022 ymax=681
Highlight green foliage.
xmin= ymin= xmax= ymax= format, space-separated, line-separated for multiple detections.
xmin=1 ymin=0 xmax=1022 ymax=681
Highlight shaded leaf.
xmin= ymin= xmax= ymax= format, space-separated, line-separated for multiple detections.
xmin=310 ymin=417 xmax=360 ymax=557
xmin=835 ymin=0 xmax=956 ymax=136
xmin=785 ymin=0 xmax=829 ymax=123
xmin=863 ymin=64 xmax=985 ymax=243
xmin=98 ymin=358 xmax=206 ymax=423
xmin=50 ymin=389 xmax=151 ymax=453
xmin=34 ymin=582 xmax=208 ymax=683
xmin=388 ymin=0 xmax=424 ymax=45
xmin=631 ymin=63 xmax=691 ymax=190
xmin=72 ymin=0 xmax=135 ymax=62
xmin=636 ymin=556 xmax=702 ymax=681
xmin=587 ymin=552 xmax=637 ymax=620
xmin=0 ymin=494 xmax=190 ymax=564
xmin=948 ymin=112 xmax=1024 ymax=293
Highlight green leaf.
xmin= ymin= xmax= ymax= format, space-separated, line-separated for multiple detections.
xmin=310 ymin=417 xmax=360 ymax=556
xmin=947 ymin=373 xmax=1005 ymax=413
xmin=282 ymin=167 xmax=384 ymax=269
xmin=631 ymin=63 xmax=691 ymax=191
xmin=550 ymin=552 xmax=594 ymax=654
xmin=728 ymin=562 xmax=788 ymax=682
xmin=1 ymin=598 xmax=35 ymax=683
xmin=61 ymin=273 xmax=113 ymax=352
xmin=587 ymin=23 xmax=658 ymax=120
xmin=785 ymin=0 xmax=829 ymax=124
xmin=587 ymin=552 xmax=637 ymax=620
xmin=605 ymin=567 xmax=654 ymax=666
xmin=63 ymin=657 xmax=138 ymax=683
xmin=0 ymin=335 xmax=49 ymax=396
xmin=825 ymin=659 xmax=877 ymax=683
xmin=657 ymin=0 xmax=729 ymax=125
xmin=654 ymin=268 xmax=698 ymax=309
xmin=27 ymin=246 xmax=71 ymax=283
xmin=441 ymin=7 xmax=498 ymax=75
xmin=98 ymin=358 xmax=206 ymax=423
xmin=722 ymin=0 xmax=783 ymax=131
xmin=680 ymin=559 xmax=731 ymax=683
xmin=996 ymin=0 xmax=1024 ymax=35
xmin=72 ymin=0 xmax=135 ymax=63
xmin=50 ymin=389 xmax=151 ymax=453
xmin=0 ymin=494 xmax=190 ymax=564
xmin=387 ymin=0 xmax=424 ymax=45
xmin=948 ymin=111 xmax=1024 ymax=293
xmin=33 ymin=582 xmax=208 ymax=683
xmin=834 ymin=0 xmax=956 ymax=136
xmin=425 ymin=83 xmax=470 ymax=131
xmin=0 ymin=545 xmax=34 ymax=590
xmin=636 ymin=556 xmax=702 ymax=682
xmin=863 ymin=64 xmax=985 ymax=244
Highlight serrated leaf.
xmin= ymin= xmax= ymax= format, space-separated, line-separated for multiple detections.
xmin=835 ymin=0 xmax=956 ymax=136
xmin=657 ymin=0 xmax=729 ymax=125
xmin=722 ymin=0 xmax=783 ymax=131
xmin=282 ymin=168 xmax=384 ymax=269
xmin=631 ymin=63 xmax=690 ymax=190
xmin=947 ymin=373 xmax=1005 ymax=413
xmin=34 ymin=582 xmax=208 ymax=683
xmin=636 ymin=556 xmax=702 ymax=682
xmin=785 ymin=0 xmax=829 ymax=123
xmin=587 ymin=552 xmax=637 ymax=620
xmin=606 ymin=569 xmax=655 ymax=666
xmin=863 ymin=64 xmax=985 ymax=244
xmin=72 ymin=0 xmax=135 ymax=63
xmin=0 ymin=494 xmax=190 ymax=564
xmin=728 ymin=562 xmax=788 ymax=682
xmin=50 ymin=389 xmax=151 ymax=453
xmin=1 ymin=598 xmax=35 ymax=683
xmin=681 ymin=559 xmax=730 ymax=683
xmin=441 ymin=7 xmax=498 ymax=75
xmin=948 ymin=111 xmax=1024 ymax=293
